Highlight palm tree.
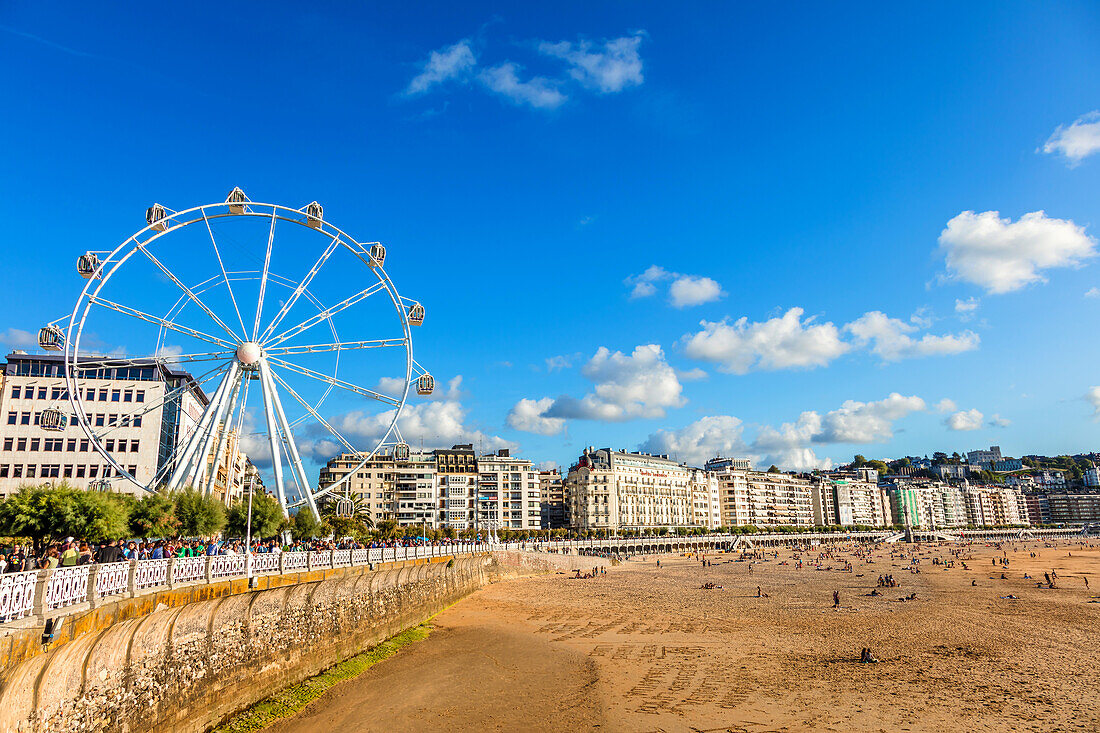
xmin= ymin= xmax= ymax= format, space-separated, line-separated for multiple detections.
xmin=320 ymin=494 xmax=375 ymax=529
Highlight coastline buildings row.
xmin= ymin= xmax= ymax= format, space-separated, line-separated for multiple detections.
xmin=0 ymin=352 xmax=255 ymax=502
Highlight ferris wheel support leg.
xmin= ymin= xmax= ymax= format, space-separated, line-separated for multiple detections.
xmin=201 ymin=375 xmax=243 ymax=498
xmin=187 ymin=365 xmax=241 ymax=490
xmin=259 ymin=358 xmax=290 ymax=518
xmin=164 ymin=363 xmax=238 ymax=493
xmin=259 ymin=358 xmax=320 ymax=522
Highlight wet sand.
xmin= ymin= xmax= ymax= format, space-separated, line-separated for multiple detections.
xmin=270 ymin=540 xmax=1100 ymax=732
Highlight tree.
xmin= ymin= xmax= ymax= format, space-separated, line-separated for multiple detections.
xmin=0 ymin=484 xmax=79 ymax=551
xmin=69 ymin=490 xmax=131 ymax=543
xmin=327 ymin=515 xmax=370 ymax=540
xmin=227 ymin=492 xmax=285 ymax=538
xmin=852 ymin=455 xmax=868 ymax=467
xmin=130 ymin=492 xmax=180 ymax=539
xmin=767 ymin=465 xmax=780 ymax=473
xmin=374 ymin=518 xmax=399 ymax=541
xmin=172 ymin=488 xmax=226 ymax=537
xmin=289 ymin=508 xmax=325 ymax=541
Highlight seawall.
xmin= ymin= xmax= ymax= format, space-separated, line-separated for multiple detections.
xmin=0 ymin=551 xmax=603 ymax=733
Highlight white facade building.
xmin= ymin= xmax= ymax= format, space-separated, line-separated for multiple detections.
xmin=0 ymin=352 xmax=246 ymax=500
xmin=477 ymin=450 xmax=541 ymax=531
xmin=565 ymin=448 xmax=694 ymax=531
xmin=689 ymin=468 xmax=722 ymax=529
xmin=713 ymin=469 xmax=814 ymax=528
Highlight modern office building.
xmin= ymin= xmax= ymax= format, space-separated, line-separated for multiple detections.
xmin=0 ymin=351 xmax=247 ymax=501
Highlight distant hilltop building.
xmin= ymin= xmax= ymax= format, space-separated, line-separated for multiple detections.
xmin=966 ymin=445 xmax=1003 ymax=469
xmin=704 ymin=456 xmax=752 ymax=472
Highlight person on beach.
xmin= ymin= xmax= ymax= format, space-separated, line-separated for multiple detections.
xmin=833 ymin=590 xmax=840 ymax=609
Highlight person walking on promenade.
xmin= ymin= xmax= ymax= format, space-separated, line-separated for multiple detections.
xmin=833 ymin=590 xmax=840 ymax=609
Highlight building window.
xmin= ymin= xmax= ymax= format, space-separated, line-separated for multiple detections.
xmin=2 ymin=439 xmax=10 ymax=451
xmin=136 ymin=390 xmax=145 ymax=403
xmin=29 ymin=439 xmax=39 ymax=451
xmin=51 ymin=387 xmax=61 ymax=400
xmin=66 ymin=439 xmax=76 ymax=452
xmin=6 ymin=412 xmax=15 ymax=425
xmin=37 ymin=387 xmax=47 ymax=400
xmin=130 ymin=440 xmax=140 ymax=452
xmin=95 ymin=414 xmax=105 ymax=427
xmin=75 ymin=465 xmax=85 ymax=478
xmin=12 ymin=465 xmax=22 ymax=478
xmin=86 ymin=389 xmax=95 ymax=401
xmin=16 ymin=439 xmax=26 ymax=452
xmin=111 ymin=390 xmax=121 ymax=402
xmin=79 ymin=440 xmax=89 ymax=452
xmin=105 ymin=440 xmax=114 ymax=452
xmin=88 ymin=465 xmax=98 ymax=478
xmin=20 ymin=412 xmax=30 ymax=425
xmin=63 ymin=465 xmax=73 ymax=478
xmin=10 ymin=386 xmax=20 ymax=399
xmin=0 ymin=465 xmax=6 ymax=478
xmin=123 ymin=390 xmax=133 ymax=402
xmin=25 ymin=465 xmax=36 ymax=479
xmin=99 ymin=388 xmax=108 ymax=402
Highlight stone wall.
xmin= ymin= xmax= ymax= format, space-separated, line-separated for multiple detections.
xmin=0 ymin=551 xmax=593 ymax=733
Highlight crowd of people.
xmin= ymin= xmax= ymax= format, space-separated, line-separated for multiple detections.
xmin=0 ymin=533 xmax=492 ymax=573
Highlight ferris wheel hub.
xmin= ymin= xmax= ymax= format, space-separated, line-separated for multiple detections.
xmin=235 ymin=341 xmax=262 ymax=365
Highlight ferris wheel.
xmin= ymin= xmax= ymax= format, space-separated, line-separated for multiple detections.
xmin=44 ymin=188 xmax=432 ymax=520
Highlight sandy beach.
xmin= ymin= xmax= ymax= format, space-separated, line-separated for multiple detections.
xmin=270 ymin=540 xmax=1100 ymax=732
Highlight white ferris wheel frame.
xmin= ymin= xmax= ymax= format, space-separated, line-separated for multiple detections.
xmin=61 ymin=197 xmax=429 ymax=520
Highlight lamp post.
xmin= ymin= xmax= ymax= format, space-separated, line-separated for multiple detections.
xmin=244 ymin=474 xmax=256 ymax=583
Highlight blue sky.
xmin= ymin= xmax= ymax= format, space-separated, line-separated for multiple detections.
xmin=2 ymin=2 xmax=1100 ymax=477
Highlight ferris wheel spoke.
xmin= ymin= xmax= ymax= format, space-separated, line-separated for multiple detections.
xmin=163 ymin=362 xmax=241 ymax=493
xmin=91 ymin=362 xmax=229 ymax=439
xmin=263 ymin=282 xmax=387 ymax=348
xmin=269 ymin=369 xmax=357 ymax=455
xmin=88 ymin=295 xmax=237 ymax=350
xmin=264 ymin=354 xmax=401 ymax=407
xmin=133 ymin=242 xmax=243 ymax=343
xmin=72 ymin=351 xmax=232 ymax=370
xmin=256 ymin=235 xmax=342 ymax=344
xmin=252 ymin=210 xmax=278 ymax=341
xmin=258 ymin=358 xmax=320 ymax=519
xmin=202 ymin=209 xmax=249 ymax=338
xmin=221 ymin=376 xmax=251 ymax=505
xmin=262 ymin=338 xmax=406 ymax=357
xmin=200 ymin=375 xmax=245 ymax=496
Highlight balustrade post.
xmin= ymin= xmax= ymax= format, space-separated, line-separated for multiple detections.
xmin=166 ymin=557 xmax=178 ymax=589
xmin=87 ymin=565 xmax=102 ymax=609
xmin=204 ymin=556 xmax=213 ymax=584
xmin=278 ymin=552 xmax=287 ymax=575
xmin=127 ymin=559 xmax=139 ymax=596
xmin=31 ymin=568 xmax=52 ymax=623
xmin=330 ymin=549 xmax=337 ymax=568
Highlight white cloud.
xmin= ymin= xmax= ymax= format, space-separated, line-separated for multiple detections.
xmin=332 ymin=400 xmax=514 ymax=452
xmin=935 ymin=398 xmax=957 ymax=413
xmin=955 ymin=297 xmax=980 ymax=317
xmin=1042 ymin=111 xmax=1100 ymax=166
xmin=477 ymin=63 xmax=566 ymax=109
xmin=988 ymin=414 xmax=1011 ymax=428
xmin=376 ymin=376 xmax=407 ymax=396
xmin=406 ymin=40 xmax=477 ymax=95
xmin=675 ymin=367 xmax=708 ymax=381
xmin=682 ymin=307 xmax=850 ymax=374
xmin=816 ymin=393 xmax=927 ymax=444
xmin=1086 ymin=287 xmax=1100 ymax=299
xmin=945 ymin=409 xmax=984 ymax=431
xmin=545 ymin=355 xmax=573 ymax=372
xmin=846 ymin=311 xmax=979 ymax=362
xmin=515 ymin=344 xmax=686 ymax=430
xmin=939 ymin=210 xmax=1097 ymax=294
xmin=506 ymin=397 xmax=566 ymax=436
xmin=640 ymin=415 xmax=746 ymax=466
xmin=669 ymin=275 xmax=725 ymax=308
xmin=537 ymin=460 xmax=559 ymax=471
xmin=0 ymin=328 xmax=37 ymax=348
xmin=1087 ymin=386 xmax=1100 ymax=418
xmin=625 ymin=266 xmax=724 ymax=307
xmin=538 ymin=33 xmax=644 ymax=93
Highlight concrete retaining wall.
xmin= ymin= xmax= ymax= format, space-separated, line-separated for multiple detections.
xmin=0 ymin=551 xmax=589 ymax=733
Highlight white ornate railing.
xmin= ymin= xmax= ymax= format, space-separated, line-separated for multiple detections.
xmin=281 ymin=552 xmax=308 ymax=571
xmin=95 ymin=561 xmax=130 ymax=598
xmin=333 ymin=549 xmax=352 ymax=567
xmin=173 ymin=556 xmax=207 ymax=585
xmin=309 ymin=551 xmax=332 ymax=569
xmin=251 ymin=553 xmax=280 ymax=574
xmin=45 ymin=566 xmax=90 ymax=610
xmin=0 ymin=571 xmax=38 ymax=623
xmin=210 ymin=554 xmax=246 ymax=579
xmin=135 ymin=558 xmax=169 ymax=589
xmin=351 ymin=549 xmax=370 ymax=565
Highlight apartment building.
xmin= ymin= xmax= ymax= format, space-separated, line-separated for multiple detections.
xmin=436 ymin=444 xmax=477 ymax=530
xmin=1046 ymin=494 xmax=1100 ymax=525
xmin=565 ymin=448 xmax=694 ymax=531
xmin=538 ymin=469 xmax=568 ymax=529
xmin=0 ymin=351 xmax=246 ymax=499
xmin=811 ymin=478 xmax=888 ymax=527
xmin=317 ymin=452 xmax=398 ymax=523
xmin=689 ymin=467 xmax=721 ymax=529
xmin=477 ymin=450 xmax=540 ymax=531
xmin=712 ymin=468 xmax=814 ymax=528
